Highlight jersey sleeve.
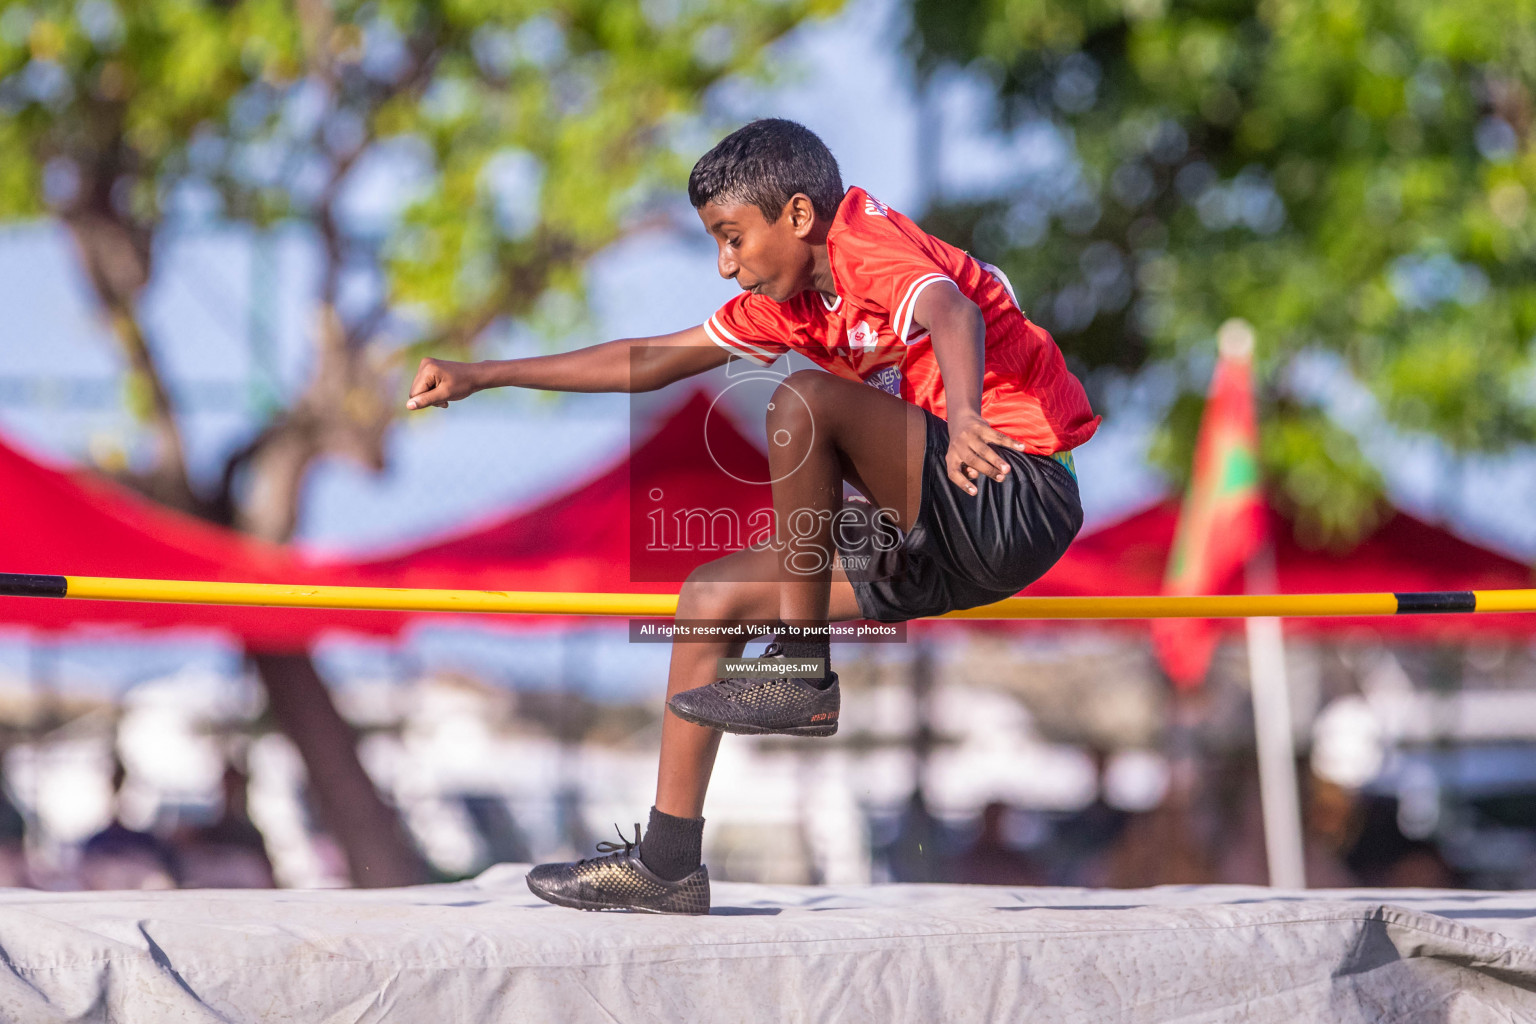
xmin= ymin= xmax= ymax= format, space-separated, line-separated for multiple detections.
xmin=830 ymin=194 xmax=956 ymax=343
xmin=702 ymin=293 xmax=794 ymax=367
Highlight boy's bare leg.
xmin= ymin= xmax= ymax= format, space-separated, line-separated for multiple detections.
xmin=655 ymin=544 xmax=864 ymax=818
xmin=765 ymin=371 xmax=928 ymax=628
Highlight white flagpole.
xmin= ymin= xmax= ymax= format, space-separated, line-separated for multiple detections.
xmin=1222 ymin=319 xmax=1305 ymax=889
xmin=1245 ymin=611 xmax=1306 ymax=888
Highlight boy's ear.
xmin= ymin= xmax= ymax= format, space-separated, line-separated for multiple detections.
xmin=786 ymin=193 xmax=818 ymax=237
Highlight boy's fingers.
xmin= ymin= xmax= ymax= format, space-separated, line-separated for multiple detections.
xmin=964 ymin=418 xmax=1026 ymax=457
xmin=977 ymin=430 xmax=1019 ymax=476
xmin=963 ymin=439 xmax=1010 ymax=479
xmin=981 ymin=424 xmax=1023 ymax=450
xmin=406 ymin=384 xmax=448 ymax=410
xmin=946 ymin=456 xmax=978 ymax=495
xmin=408 ymin=364 xmax=440 ymax=393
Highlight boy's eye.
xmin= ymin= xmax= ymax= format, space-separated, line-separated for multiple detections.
xmin=727 ymin=237 xmax=741 ymax=248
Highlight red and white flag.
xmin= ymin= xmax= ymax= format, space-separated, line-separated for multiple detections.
xmin=1152 ymin=321 xmax=1267 ymax=689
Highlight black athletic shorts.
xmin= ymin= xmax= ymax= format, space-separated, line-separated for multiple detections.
xmin=836 ymin=409 xmax=1083 ymax=623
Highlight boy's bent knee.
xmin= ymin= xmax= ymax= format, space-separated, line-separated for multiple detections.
xmin=767 ymin=371 xmax=830 ymax=432
xmin=778 ymin=369 xmax=836 ymax=405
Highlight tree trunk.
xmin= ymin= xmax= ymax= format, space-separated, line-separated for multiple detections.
xmin=251 ymin=651 xmax=429 ymax=887
xmin=57 ymin=110 xmax=426 ymax=893
xmin=64 ymin=211 xmax=197 ymax=512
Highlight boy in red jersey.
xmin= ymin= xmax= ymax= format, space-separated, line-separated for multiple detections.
xmin=406 ymin=119 xmax=1099 ymax=914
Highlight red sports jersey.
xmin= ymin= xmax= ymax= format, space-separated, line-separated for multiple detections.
xmin=702 ymin=186 xmax=1100 ymax=455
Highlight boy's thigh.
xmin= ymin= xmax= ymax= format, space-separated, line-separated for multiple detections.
xmin=785 ymin=371 xmax=928 ymax=532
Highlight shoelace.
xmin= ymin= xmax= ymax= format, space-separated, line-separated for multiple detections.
xmin=711 ymin=675 xmax=774 ymax=696
xmin=578 ymin=822 xmax=641 ymax=865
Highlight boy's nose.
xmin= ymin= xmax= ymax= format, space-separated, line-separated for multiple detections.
xmin=717 ymin=249 xmax=738 ymax=279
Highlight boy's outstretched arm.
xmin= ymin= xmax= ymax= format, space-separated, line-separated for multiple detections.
xmin=912 ymin=281 xmax=1026 ymax=496
xmin=405 ymin=325 xmax=731 ymax=409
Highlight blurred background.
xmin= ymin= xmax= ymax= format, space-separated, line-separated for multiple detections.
xmin=0 ymin=0 xmax=1534 ymax=893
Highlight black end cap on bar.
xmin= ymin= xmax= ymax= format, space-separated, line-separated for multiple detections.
xmin=0 ymin=574 xmax=67 ymax=599
xmin=1395 ymin=591 xmax=1475 ymax=614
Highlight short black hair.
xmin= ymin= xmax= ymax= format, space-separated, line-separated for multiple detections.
xmin=688 ymin=119 xmax=844 ymax=224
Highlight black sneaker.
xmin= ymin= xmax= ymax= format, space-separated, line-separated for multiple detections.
xmin=525 ymin=825 xmax=710 ymax=915
xmin=667 ymin=640 xmax=840 ymax=737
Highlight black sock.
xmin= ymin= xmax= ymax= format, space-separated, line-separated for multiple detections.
xmin=639 ymin=806 xmax=704 ymax=881
xmin=776 ymin=625 xmax=833 ymax=688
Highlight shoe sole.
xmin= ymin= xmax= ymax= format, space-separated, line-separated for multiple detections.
xmin=667 ymin=700 xmax=838 ymax=738
xmin=525 ymin=876 xmax=707 ymax=915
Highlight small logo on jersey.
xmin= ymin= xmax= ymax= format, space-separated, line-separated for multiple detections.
xmin=863 ymin=195 xmax=889 ymax=217
xmin=865 ymin=364 xmax=902 ymax=396
xmin=847 ymin=320 xmax=880 ymax=351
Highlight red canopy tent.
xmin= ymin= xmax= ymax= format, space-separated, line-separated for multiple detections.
xmin=355 ymin=389 xmax=1536 ymax=641
xmin=0 ymin=391 xmax=775 ymax=643
xmin=348 ymin=389 xmax=774 ymax=594
xmin=1028 ymin=499 xmax=1536 ymax=639
xmin=0 ymin=435 xmax=414 ymax=647
xmin=1 ymin=386 xmax=1530 ymax=643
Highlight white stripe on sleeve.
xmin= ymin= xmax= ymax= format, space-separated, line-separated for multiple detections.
xmin=704 ymin=317 xmax=780 ymax=366
xmin=893 ymin=273 xmax=953 ymax=344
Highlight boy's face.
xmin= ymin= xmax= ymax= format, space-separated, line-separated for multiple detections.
xmin=698 ymin=195 xmax=819 ymax=303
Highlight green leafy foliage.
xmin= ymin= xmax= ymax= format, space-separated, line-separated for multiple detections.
xmin=0 ymin=0 xmax=839 ymax=412
xmin=909 ymin=0 xmax=1536 ymax=545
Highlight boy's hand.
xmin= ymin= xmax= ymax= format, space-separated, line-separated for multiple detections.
xmin=945 ymin=410 xmax=1024 ymax=496
xmin=406 ymin=358 xmax=480 ymax=410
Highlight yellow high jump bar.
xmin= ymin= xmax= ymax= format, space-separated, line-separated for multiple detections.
xmin=3 ymin=572 xmax=1536 ymax=620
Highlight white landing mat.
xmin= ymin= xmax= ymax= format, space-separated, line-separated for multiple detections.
xmin=1 ymin=867 xmax=1535 ymax=1022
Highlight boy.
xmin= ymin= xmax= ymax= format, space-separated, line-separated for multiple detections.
xmin=406 ymin=119 xmax=1098 ymax=914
